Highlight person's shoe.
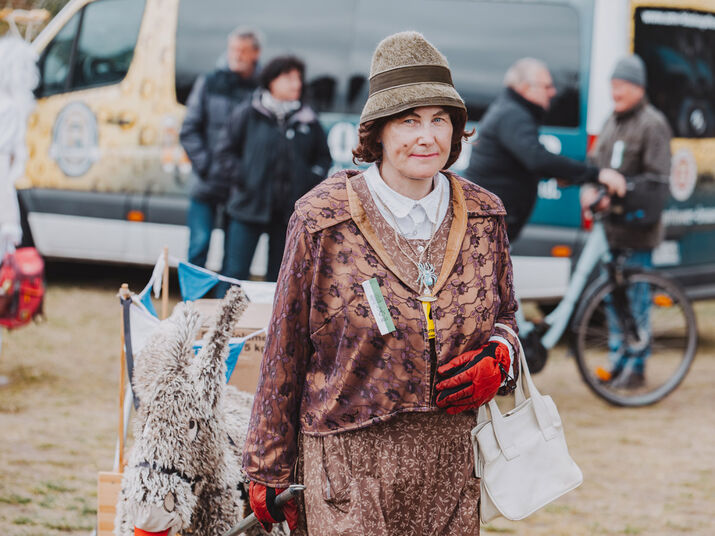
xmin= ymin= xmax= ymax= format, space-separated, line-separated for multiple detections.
xmin=609 ymin=368 xmax=645 ymax=389
xmin=595 ymin=364 xmax=623 ymax=384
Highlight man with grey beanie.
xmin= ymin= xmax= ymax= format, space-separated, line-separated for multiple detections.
xmin=581 ymin=54 xmax=673 ymax=389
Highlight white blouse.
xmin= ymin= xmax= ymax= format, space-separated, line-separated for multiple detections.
xmin=362 ymin=163 xmax=450 ymax=240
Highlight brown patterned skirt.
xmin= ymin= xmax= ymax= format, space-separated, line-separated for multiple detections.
xmin=294 ymin=411 xmax=480 ymax=536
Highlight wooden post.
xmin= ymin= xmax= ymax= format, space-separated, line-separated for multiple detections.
xmin=117 ymin=283 xmax=131 ymax=472
xmin=98 ymin=284 xmax=132 ymax=536
xmin=162 ymin=246 xmax=170 ymax=319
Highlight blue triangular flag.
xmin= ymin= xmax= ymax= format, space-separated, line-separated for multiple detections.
xmin=224 ymin=341 xmax=246 ymax=382
xmin=192 ymin=340 xmax=246 ymax=383
xmin=138 ymin=288 xmax=159 ymax=318
xmin=178 ymin=261 xmax=220 ymax=301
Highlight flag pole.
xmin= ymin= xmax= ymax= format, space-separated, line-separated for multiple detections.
xmin=117 ymin=283 xmax=131 ymax=472
xmin=161 ymin=247 xmax=169 ymax=319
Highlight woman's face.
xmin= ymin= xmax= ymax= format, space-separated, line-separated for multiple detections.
xmin=269 ymin=69 xmax=302 ymax=101
xmin=379 ymin=106 xmax=453 ymax=182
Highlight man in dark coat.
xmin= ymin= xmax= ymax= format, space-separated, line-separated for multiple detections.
xmin=179 ymin=28 xmax=261 ymax=269
xmin=211 ymin=56 xmax=332 ymax=282
xmin=464 ymin=58 xmax=626 ymax=242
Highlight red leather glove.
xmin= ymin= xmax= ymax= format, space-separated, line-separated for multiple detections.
xmin=248 ymin=481 xmax=299 ymax=531
xmin=435 ymin=341 xmax=510 ymax=414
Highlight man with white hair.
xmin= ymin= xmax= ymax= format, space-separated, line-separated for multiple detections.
xmin=465 ymin=58 xmax=626 ymax=242
xmin=179 ymin=27 xmax=262 ymax=280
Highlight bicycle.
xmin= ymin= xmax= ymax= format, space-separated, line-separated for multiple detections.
xmin=516 ymin=192 xmax=698 ymax=407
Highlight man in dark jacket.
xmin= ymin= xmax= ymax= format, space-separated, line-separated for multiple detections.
xmin=179 ymin=28 xmax=261 ymax=268
xmin=581 ymin=55 xmax=673 ymax=389
xmin=212 ymin=56 xmax=332 ymax=282
xmin=464 ymin=58 xmax=626 ymax=242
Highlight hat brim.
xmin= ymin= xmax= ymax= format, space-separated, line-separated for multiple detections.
xmin=360 ymin=82 xmax=466 ymax=124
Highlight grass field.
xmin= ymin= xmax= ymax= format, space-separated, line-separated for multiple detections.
xmin=0 ymin=262 xmax=713 ymax=535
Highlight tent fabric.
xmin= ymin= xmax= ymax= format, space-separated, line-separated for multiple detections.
xmin=125 ymin=284 xmax=266 ymax=387
xmin=121 ymin=256 xmax=272 ymax=400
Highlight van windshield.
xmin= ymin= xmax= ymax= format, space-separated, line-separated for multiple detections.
xmin=36 ymin=0 xmax=145 ymax=96
xmin=176 ymin=0 xmax=580 ymax=127
xmin=634 ymin=6 xmax=715 ymax=138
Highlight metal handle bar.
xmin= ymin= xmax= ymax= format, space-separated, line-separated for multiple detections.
xmin=222 ymin=484 xmax=306 ymax=536
xmin=589 ymin=184 xmax=609 ymax=215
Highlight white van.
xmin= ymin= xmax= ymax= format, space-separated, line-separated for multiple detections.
xmin=20 ymin=0 xmax=715 ymax=300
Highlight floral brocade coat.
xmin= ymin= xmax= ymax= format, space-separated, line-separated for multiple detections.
xmin=242 ymin=170 xmax=519 ymax=486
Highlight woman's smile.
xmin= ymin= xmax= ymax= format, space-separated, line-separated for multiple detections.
xmin=409 ymin=152 xmax=440 ymax=159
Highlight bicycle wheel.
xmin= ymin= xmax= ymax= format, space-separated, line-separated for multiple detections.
xmin=571 ymin=270 xmax=698 ymax=406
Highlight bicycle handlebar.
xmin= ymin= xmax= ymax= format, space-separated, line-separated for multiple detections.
xmin=588 ymin=185 xmax=609 ymax=215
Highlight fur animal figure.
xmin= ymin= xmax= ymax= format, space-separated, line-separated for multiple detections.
xmin=115 ymin=287 xmax=286 ymax=535
xmin=0 ymin=34 xmax=38 ymax=251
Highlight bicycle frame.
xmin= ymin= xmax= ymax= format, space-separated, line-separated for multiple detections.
xmin=517 ymin=222 xmax=610 ymax=349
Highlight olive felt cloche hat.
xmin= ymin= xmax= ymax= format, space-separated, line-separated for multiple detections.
xmin=360 ymin=31 xmax=466 ymax=124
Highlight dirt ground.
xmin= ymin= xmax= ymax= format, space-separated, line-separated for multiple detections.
xmin=0 ymin=263 xmax=713 ymax=536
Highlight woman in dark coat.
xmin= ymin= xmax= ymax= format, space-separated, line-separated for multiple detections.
xmin=212 ymin=55 xmax=332 ymax=282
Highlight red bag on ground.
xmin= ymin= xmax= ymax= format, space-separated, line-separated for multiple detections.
xmin=0 ymin=247 xmax=45 ymax=329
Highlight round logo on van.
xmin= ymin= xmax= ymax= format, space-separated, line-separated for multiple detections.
xmin=49 ymin=102 xmax=100 ymax=177
xmin=669 ymin=149 xmax=697 ymax=202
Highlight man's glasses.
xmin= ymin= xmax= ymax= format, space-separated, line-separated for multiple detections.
xmin=532 ymin=81 xmax=556 ymax=91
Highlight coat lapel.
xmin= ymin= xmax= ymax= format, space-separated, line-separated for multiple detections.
xmin=347 ymin=172 xmax=469 ymax=297
xmin=346 ymin=175 xmax=422 ymax=294
xmin=431 ymin=173 xmax=467 ymax=296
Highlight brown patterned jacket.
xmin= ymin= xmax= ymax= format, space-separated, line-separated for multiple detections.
xmin=242 ymin=170 xmax=519 ymax=486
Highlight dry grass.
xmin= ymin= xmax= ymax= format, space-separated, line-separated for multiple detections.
xmin=0 ymin=263 xmax=713 ymax=535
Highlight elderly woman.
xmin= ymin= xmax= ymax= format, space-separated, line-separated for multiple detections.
xmin=243 ymin=32 xmax=519 ymax=535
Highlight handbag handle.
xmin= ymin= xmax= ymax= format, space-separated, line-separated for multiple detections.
xmin=494 ymin=323 xmax=542 ymax=400
xmin=476 ymin=323 xmax=527 ymax=426
xmin=494 ymin=323 xmax=559 ymax=437
xmin=484 ymin=323 xmax=561 ymax=460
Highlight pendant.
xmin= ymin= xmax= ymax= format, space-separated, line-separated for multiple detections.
xmin=417 ymin=262 xmax=437 ymax=289
xmin=417 ymin=262 xmax=437 ymax=302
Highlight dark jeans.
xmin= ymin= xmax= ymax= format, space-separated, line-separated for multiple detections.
xmin=605 ymin=249 xmax=653 ymax=374
xmin=223 ymin=217 xmax=287 ymax=285
xmin=187 ymin=198 xmax=220 ymax=268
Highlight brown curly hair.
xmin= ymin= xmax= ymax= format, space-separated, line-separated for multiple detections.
xmin=352 ymin=107 xmax=473 ymax=169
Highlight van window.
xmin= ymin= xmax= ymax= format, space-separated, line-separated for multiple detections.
xmin=175 ymin=0 xmax=354 ymax=108
xmin=349 ymin=0 xmax=580 ymax=126
xmin=37 ymin=11 xmax=80 ymax=96
xmin=176 ymin=0 xmax=580 ymax=127
xmin=37 ymin=0 xmax=145 ymax=96
xmin=71 ymin=0 xmax=145 ymax=90
xmin=634 ymin=6 xmax=715 ymax=138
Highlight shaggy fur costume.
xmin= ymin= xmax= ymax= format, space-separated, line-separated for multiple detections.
xmin=360 ymin=31 xmax=465 ymax=124
xmin=116 ymin=287 xmax=286 ymax=536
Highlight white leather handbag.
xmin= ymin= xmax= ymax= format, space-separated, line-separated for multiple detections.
xmin=472 ymin=323 xmax=583 ymax=523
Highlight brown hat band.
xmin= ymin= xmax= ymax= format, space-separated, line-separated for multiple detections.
xmin=368 ymin=65 xmax=454 ymax=97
